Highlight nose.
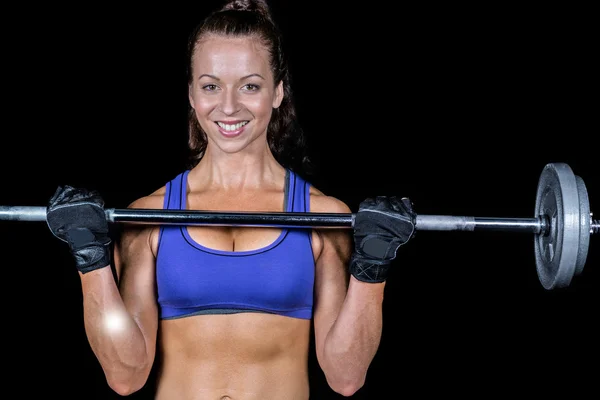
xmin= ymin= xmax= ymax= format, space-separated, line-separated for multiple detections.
xmin=219 ymin=89 xmax=241 ymax=115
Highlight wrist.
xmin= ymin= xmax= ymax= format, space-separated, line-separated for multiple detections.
xmin=71 ymin=240 xmax=112 ymax=274
xmin=349 ymin=253 xmax=391 ymax=283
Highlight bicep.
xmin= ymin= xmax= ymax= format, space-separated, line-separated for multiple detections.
xmin=114 ymin=225 xmax=159 ymax=352
xmin=312 ymin=228 xmax=352 ymax=360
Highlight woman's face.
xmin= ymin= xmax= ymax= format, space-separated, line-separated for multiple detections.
xmin=188 ymin=35 xmax=283 ymax=155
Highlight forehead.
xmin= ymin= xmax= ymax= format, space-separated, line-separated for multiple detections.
xmin=192 ymin=35 xmax=272 ymax=77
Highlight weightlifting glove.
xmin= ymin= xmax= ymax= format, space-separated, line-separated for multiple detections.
xmin=46 ymin=185 xmax=112 ymax=274
xmin=349 ymin=196 xmax=416 ymax=283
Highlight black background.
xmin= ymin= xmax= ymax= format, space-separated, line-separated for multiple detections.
xmin=1 ymin=2 xmax=597 ymax=399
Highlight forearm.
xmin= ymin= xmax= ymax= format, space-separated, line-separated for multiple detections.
xmin=323 ymin=276 xmax=385 ymax=390
xmin=79 ymin=267 xmax=152 ymax=391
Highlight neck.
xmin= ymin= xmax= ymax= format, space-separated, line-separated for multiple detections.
xmin=189 ymin=143 xmax=284 ymax=191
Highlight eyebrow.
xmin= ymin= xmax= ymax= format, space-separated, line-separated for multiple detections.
xmin=197 ymin=73 xmax=266 ymax=81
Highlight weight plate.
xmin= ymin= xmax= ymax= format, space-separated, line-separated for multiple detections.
xmin=575 ymin=175 xmax=590 ymax=277
xmin=534 ymin=163 xmax=581 ymax=290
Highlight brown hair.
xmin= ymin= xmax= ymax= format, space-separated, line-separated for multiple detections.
xmin=186 ymin=0 xmax=314 ymax=178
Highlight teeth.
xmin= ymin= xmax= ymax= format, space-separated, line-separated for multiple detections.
xmin=217 ymin=121 xmax=248 ymax=131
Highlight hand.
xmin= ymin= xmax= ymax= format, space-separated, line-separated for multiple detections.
xmin=349 ymin=196 xmax=416 ymax=283
xmin=46 ymin=185 xmax=112 ymax=274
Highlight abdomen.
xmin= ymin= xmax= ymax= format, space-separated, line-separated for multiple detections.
xmin=155 ymin=312 xmax=311 ymax=400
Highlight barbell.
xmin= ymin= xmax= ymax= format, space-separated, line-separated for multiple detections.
xmin=0 ymin=162 xmax=597 ymax=290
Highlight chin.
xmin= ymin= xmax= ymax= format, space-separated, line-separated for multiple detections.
xmin=215 ymin=140 xmax=252 ymax=154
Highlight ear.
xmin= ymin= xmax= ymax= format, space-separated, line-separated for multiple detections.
xmin=272 ymin=80 xmax=284 ymax=109
xmin=188 ymin=84 xmax=195 ymax=109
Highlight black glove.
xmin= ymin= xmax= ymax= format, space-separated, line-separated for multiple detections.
xmin=46 ymin=185 xmax=112 ymax=274
xmin=349 ymin=196 xmax=416 ymax=283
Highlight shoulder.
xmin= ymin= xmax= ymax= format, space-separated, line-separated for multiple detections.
xmin=306 ymin=185 xmax=352 ymax=278
xmin=117 ymin=185 xmax=168 ymax=259
xmin=307 ymin=185 xmax=352 ymax=215
xmin=126 ymin=168 xmax=187 ymax=210
xmin=127 ymin=185 xmax=167 ymax=210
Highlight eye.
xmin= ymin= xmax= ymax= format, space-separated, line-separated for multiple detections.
xmin=242 ymin=83 xmax=260 ymax=92
xmin=202 ymin=84 xmax=219 ymax=92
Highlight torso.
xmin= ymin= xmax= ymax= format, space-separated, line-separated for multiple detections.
xmin=145 ymin=167 xmax=324 ymax=399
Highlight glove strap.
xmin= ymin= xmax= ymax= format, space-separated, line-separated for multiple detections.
xmin=65 ymin=228 xmax=112 ymax=274
xmin=349 ymin=253 xmax=391 ymax=283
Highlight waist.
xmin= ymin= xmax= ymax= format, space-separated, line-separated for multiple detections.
xmin=156 ymin=313 xmax=311 ymax=399
xmin=156 ymin=357 xmax=310 ymax=400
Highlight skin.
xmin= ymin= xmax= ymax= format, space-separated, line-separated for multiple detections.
xmin=77 ymin=35 xmax=386 ymax=399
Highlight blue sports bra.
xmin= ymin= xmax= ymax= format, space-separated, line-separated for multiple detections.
xmin=155 ymin=169 xmax=315 ymax=320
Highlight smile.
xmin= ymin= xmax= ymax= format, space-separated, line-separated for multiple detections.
xmin=216 ymin=121 xmax=249 ymax=131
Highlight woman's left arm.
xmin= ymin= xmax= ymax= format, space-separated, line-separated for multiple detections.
xmin=310 ymin=195 xmax=386 ymax=397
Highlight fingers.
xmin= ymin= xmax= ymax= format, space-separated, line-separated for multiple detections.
xmin=361 ymin=196 xmax=415 ymax=214
xmin=361 ymin=196 xmax=396 ymax=209
xmin=48 ymin=185 xmax=105 ymax=208
xmin=399 ymin=197 xmax=415 ymax=215
xmin=48 ymin=185 xmax=65 ymax=205
xmin=359 ymin=197 xmax=377 ymax=209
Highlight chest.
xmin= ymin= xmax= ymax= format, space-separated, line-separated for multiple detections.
xmin=187 ymin=226 xmax=282 ymax=252
xmin=185 ymin=190 xmax=287 ymax=252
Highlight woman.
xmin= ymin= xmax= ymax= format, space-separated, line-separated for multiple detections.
xmin=45 ymin=1 xmax=416 ymax=398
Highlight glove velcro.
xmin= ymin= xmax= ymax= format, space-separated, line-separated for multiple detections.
xmin=65 ymin=228 xmax=112 ymax=273
xmin=349 ymin=253 xmax=391 ymax=283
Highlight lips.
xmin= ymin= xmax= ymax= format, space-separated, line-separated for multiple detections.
xmin=216 ymin=121 xmax=249 ymax=137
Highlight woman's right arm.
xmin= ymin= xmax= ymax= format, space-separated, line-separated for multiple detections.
xmin=78 ymin=195 xmax=160 ymax=396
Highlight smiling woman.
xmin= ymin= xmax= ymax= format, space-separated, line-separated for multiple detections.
xmin=184 ymin=0 xmax=309 ymax=176
xmin=40 ymin=1 xmax=418 ymax=399
xmin=188 ymin=36 xmax=284 ymax=150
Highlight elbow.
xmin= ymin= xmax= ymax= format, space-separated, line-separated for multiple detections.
xmin=108 ymin=382 xmax=138 ymax=397
xmin=319 ymin=350 xmax=369 ymax=396
xmin=105 ymin=366 xmax=151 ymax=396
xmin=326 ymin=374 xmax=366 ymax=397
xmin=107 ymin=377 xmax=148 ymax=397
xmin=319 ymin=349 xmax=369 ymax=396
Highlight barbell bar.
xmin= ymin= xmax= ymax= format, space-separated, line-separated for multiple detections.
xmin=0 ymin=162 xmax=597 ymax=290
xmin=0 ymin=206 xmax=552 ymax=231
